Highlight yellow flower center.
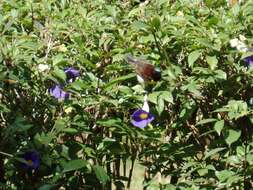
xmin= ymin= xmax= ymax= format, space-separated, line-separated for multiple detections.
xmin=139 ymin=113 xmax=148 ymax=119
xmin=27 ymin=160 xmax=33 ymax=166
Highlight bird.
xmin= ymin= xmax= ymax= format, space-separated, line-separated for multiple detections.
xmin=125 ymin=54 xmax=161 ymax=83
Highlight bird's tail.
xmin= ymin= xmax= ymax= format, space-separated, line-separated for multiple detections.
xmin=125 ymin=54 xmax=137 ymax=65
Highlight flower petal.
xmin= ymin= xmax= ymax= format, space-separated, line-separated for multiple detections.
xmin=142 ymin=94 xmax=149 ymax=112
xmin=131 ymin=119 xmax=149 ymax=128
xmin=21 ymin=151 xmax=40 ymax=170
xmin=230 ymin=38 xmax=239 ymax=47
xmin=132 ymin=109 xmax=147 ymax=122
xmin=131 ymin=109 xmax=154 ymax=128
xmin=243 ymin=56 xmax=253 ymax=67
xmin=64 ymin=67 xmax=80 ymax=82
xmin=38 ymin=64 xmax=50 ymax=72
xmin=49 ymin=85 xmax=70 ymax=100
xmin=239 ymin=34 xmax=246 ymax=41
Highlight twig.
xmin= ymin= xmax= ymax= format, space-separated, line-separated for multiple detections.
xmin=152 ymin=30 xmax=170 ymax=66
xmin=127 ymin=155 xmax=136 ymax=189
xmin=0 ymin=151 xmax=13 ymax=158
xmin=31 ymin=3 xmax=34 ymax=31
xmin=152 ymin=31 xmax=163 ymax=59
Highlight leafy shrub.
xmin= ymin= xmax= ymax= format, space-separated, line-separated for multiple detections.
xmin=0 ymin=0 xmax=253 ymax=189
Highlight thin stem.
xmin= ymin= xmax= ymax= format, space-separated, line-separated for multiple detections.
xmin=96 ymin=77 xmax=100 ymax=94
xmin=106 ymin=156 xmax=112 ymax=190
xmin=0 ymin=151 xmax=13 ymax=158
xmin=152 ymin=30 xmax=170 ymax=65
xmin=243 ymin=140 xmax=250 ymax=189
xmin=152 ymin=30 xmax=162 ymax=59
xmin=31 ymin=3 xmax=34 ymax=31
xmin=127 ymin=155 xmax=136 ymax=189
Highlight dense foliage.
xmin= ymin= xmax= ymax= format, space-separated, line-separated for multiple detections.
xmin=1 ymin=0 xmax=253 ymax=189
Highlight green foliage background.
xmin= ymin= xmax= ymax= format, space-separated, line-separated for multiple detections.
xmin=1 ymin=0 xmax=253 ymax=189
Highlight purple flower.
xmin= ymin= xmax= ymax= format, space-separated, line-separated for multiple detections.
xmin=243 ymin=56 xmax=253 ymax=68
xmin=49 ymin=84 xmax=70 ymax=100
xmin=49 ymin=67 xmax=80 ymax=100
xmin=64 ymin=67 xmax=80 ymax=82
xmin=131 ymin=109 xmax=154 ymax=128
xmin=20 ymin=151 xmax=40 ymax=170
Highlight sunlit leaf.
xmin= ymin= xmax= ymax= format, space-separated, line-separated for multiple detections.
xmin=63 ymin=159 xmax=88 ymax=172
xmin=224 ymin=129 xmax=241 ymax=146
xmin=204 ymin=147 xmax=226 ymax=160
xmin=206 ymin=56 xmax=218 ymax=70
xmin=214 ymin=120 xmax=224 ymax=136
xmin=93 ymin=165 xmax=110 ymax=185
xmin=188 ymin=50 xmax=202 ymax=67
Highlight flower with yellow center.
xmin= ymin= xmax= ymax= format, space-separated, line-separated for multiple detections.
xmin=27 ymin=160 xmax=33 ymax=166
xmin=131 ymin=109 xmax=154 ymax=128
xmin=20 ymin=150 xmax=40 ymax=170
xmin=139 ymin=113 xmax=148 ymax=119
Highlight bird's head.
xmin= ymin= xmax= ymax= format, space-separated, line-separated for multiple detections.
xmin=152 ymin=68 xmax=161 ymax=81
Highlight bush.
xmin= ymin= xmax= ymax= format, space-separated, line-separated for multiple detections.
xmin=0 ymin=0 xmax=253 ymax=189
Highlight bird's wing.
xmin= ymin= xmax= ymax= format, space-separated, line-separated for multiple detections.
xmin=136 ymin=63 xmax=154 ymax=81
xmin=125 ymin=54 xmax=138 ymax=65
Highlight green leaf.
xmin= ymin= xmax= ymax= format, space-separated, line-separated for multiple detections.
xmin=150 ymin=17 xmax=161 ymax=30
xmin=204 ymin=147 xmax=226 ymax=160
xmin=236 ymin=146 xmax=245 ymax=157
xmin=52 ymin=54 xmax=67 ymax=65
xmin=97 ymin=118 xmax=122 ymax=127
xmin=164 ymin=184 xmax=176 ymax=190
xmin=103 ymin=73 xmax=135 ymax=89
xmin=225 ymin=129 xmax=241 ymax=146
xmin=196 ymin=38 xmax=218 ymax=50
xmin=34 ymin=132 xmax=54 ymax=145
xmin=69 ymin=80 xmax=88 ymax=91
xmin=148 ymin=91 xmax=173 ymax=105
xmin=214 ymin=120 xmax=224 ymax=135
xmin=93 ymin=165 xmax=110 ymax=185
xmin=148 ymin=92 xmax=160 ymax=104
xmin=227 ymin=100 xmax=248 ymax=119
xmin=197 ymin=168 xmax=208 ymax=176
xmin=208 ymin=16 xmax=219 ymax=26
xmin=215 ymin=70 xmax=227 ymax=80
xmin=132 ymin=21 xmax=148 ymax=31
xmin=226 ymin=175 xmax=243 ymax=186
xmin=0 ymin=103 xmax=10 ymax=113
xmin=63 ymin=159 xmax=88 ymax=173
xmin=215 ymin=170 xmax=234 ymax=182
xmin=160 ymin=91 xmax=174 ymax=103
xmin=227 ymin=155 xmax=240 ymax=164
xmin=62 ymin=128 xmax=78 ymax=134
xmin=38 ymin=184 xmax=53 ymax=190
xmin=206 ymin=56 xmax=218 ymax=70
xmin=196 ymin=118 xmax=217 ymax=126
xmin=188 ymin=50 xmax=202 ymax=68
xmin=11 ymin=116 xmax=33 ymax=132
xmin=157 ymin=98 xmax=164 ymax=115
xmin=54 ymin=118 xmax=66 ymax=133
xmin=52 ymin=67 xmax=66 ymax=82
